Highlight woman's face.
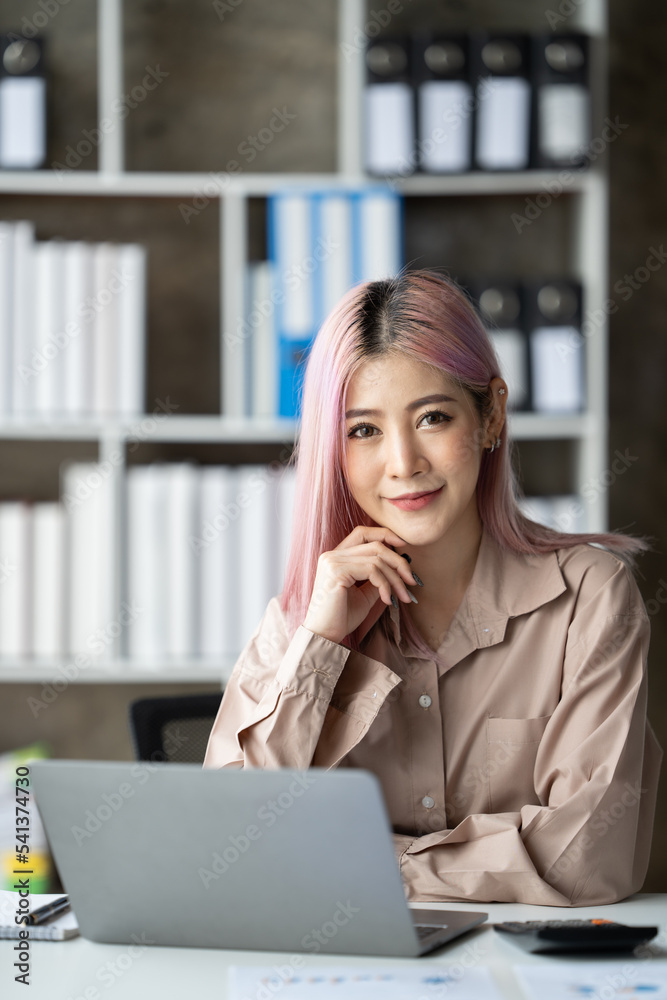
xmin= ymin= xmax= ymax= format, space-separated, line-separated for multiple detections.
xmin=344 ymin=353 xmax=493 ymax=550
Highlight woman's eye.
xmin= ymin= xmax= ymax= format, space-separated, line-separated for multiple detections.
xmin=420 ymin=410 xmax=452 ymax=426
xmin=348 ymin=423 xmax=376 ymax=439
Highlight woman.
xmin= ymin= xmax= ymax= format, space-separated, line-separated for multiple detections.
xmin=204 ymin=269 xmax=662 ymax=906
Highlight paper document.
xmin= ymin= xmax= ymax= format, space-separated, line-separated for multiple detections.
xmin=515 ymin=961 xmax=667 ymax=999
xmin=229 ymin=964 xmax=503 ymax=1000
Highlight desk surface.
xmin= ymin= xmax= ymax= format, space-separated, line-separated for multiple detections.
xmin=2 ymin=894 xmax=666 ymax=999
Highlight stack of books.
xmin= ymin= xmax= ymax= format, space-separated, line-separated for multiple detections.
xmin=125 ymin=462 xmax=297 ymax=663
xmin=0 ymin=220 xmax=146 ymax=418
xmin=0 ymin=460 xmax=296 ymax=664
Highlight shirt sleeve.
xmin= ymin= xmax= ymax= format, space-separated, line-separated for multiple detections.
xmin=203 ymin=596 xmax=402 ymax=770
xmin=394 ymin=562 xmax=663 ymax=906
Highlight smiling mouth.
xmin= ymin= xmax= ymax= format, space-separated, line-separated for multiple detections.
xmin=388 ymin=488 xmax=442 ymax=500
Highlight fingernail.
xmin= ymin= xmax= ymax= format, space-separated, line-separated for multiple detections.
xmin=400 ymin=553 xmax=412 ymax=564
xmin=412 ymin=571 xmax=424 ymax=587
xmin=408 ymin=591 xmax=419 ymax=604
xmin=390 ymin=595 xmax=399 ymax=610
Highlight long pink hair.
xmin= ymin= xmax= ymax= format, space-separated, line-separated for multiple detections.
xmin=280 ymin=270 xmax=646 ymax=656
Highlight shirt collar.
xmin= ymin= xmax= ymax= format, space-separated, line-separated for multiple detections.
xmin=386 ymin=527 xmax=567 ymax=669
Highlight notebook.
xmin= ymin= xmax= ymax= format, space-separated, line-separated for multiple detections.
xmin=31 ymin=761 xmax=486 ymax=956
xmin=0 ymin=891 xmax=79 ymax=940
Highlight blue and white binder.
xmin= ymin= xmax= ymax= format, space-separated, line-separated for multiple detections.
xmin=268 ymin=192 xmax=318 ymax=418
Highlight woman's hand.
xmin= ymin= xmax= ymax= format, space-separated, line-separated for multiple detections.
xmin=303 ymin=526 xmax=418 ymax=645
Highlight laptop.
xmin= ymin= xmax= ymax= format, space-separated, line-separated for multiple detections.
xmin=31 ymin=760 xmax=487 ymax=957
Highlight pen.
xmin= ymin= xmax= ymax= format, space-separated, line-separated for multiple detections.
xmin=27 ymin=896 xmax=70 ymax=926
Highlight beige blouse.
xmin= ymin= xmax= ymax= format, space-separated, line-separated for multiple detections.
xmin=203 ymin=530 xmax=663 ymax=906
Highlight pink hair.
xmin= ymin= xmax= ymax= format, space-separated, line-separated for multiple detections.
xmin=280 ymin=270 xmax=647 ymax=656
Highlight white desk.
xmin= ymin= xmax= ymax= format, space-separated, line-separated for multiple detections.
xmin=2 ymin=894 xmax=666 ymax=999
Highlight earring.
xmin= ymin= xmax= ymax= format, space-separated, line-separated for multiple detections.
xmin=498 ymin=388 xmax=506 ymax=395
xmin=486 ymin=437 xmax=502 ymax=453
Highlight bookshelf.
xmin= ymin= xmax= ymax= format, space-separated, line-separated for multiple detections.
xmin=0 ymin=0 xmax=609 ymax=683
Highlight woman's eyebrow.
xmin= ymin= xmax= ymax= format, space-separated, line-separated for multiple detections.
xmin=345 ymin=393 xmax=457 ymax=419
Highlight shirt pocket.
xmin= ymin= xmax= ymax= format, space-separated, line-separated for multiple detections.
xmin=486 ymin=715 xmax=550 ymax=813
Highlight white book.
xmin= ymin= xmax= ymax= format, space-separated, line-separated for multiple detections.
xmin=418 ymin=80 xmax=473 ymax=172
xmin=317 ymin=193 xmax=354 ymax=321
xmin=355 ymin=191 xmax=402 ymax=282
xmin=116 ymin=243 xmax=147 ymax=417
xmin=364 ymin=82 xmax=414 ymax=175
xmin=475 ymin=76 xmax=531 ymax=170
xmin=165 ymin=464 xmax=200 ymax=659
xmin=0 ymin=502 xmax=30 ymax=658
xmin=126 ymin=464 xmax=167 ymax=662
xmin=92 ymin=242 xmax=120 ymax=417
xmin=237 ymin=464 xmax=278 ymax=650
xmin=63 ymin=462 xmax=114 ymax=660
xmin=198 ymin=466 xmax=238 ymax=660
xmin=530 ymin=325 xmax=584 ymax=413
xmin=62 ymin=242 xmax=94 ymax=418
xmin=11 ymin=220 xmax=36 ymax=416
xmin=0 ymin=77 xmax=46 ymax=169
xmin=33 ymin=240 xmax=65 ymax=417
xmin=276 ymin=462 xmax=297 ymax=590
xmin=31 ymin=502 xmax=65 ymax=658
xmin=247 ymin=262 xmax=277 ymax=419
xmin=0 ymin=222 xmax=14 ymax=415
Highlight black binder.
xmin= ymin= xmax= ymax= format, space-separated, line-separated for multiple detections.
xmin=474 ymin=280 xmax=531 ymax=411
xmin=364 ymin=36 xmax=415 ymax=176
xmin=524 ymin=279 xmax=584 ymax=413
xmin=531 ymin=34 xmax=590 ymax=169
xmin=0 ymin=35 xmax=47 ymax=169
xmin=472 ymin=33 xmax=532 ymax=171
xmin=413 ymin=33 xmax=473 ymax=174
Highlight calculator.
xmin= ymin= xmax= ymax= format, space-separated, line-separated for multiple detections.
xmin=493 ymin=919 xmax=659 ymax=954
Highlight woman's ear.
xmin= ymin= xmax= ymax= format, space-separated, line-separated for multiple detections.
xmin=485 ymin=377 xmax=508 ymax=449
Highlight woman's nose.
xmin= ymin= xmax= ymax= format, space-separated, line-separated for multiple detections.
xmin=384 ymin=430 xmax=428 ymax=478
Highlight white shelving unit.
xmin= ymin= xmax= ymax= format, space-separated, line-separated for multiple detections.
xmin=0 ymin=0 xmax=609 ymax=682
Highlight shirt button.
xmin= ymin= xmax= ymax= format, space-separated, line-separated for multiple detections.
xmin=418 ymin=694 xmax=432 ymax=709
xmin=422 ymin=795 xmax=435 ymax=809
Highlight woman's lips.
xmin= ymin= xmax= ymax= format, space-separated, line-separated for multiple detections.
xmin=386 ymin=486 xmax=443 ymax=511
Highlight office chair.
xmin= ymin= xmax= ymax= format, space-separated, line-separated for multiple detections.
xmin=128 ymin=692 xmax=224 ymax=764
